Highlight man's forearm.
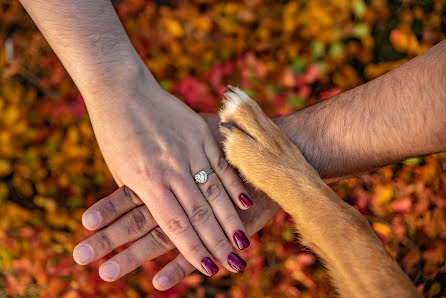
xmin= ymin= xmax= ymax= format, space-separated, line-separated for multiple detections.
xmin=278 ymin=40 xmax=446 ymax=182
xmin=19 ymin=0 xmax=156 ymax=101
xmin=206 ymin=41 xmax=446 ymax=234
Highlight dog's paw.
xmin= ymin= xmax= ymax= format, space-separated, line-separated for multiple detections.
xmin=219 ymin=86 xmax=312 ymax=196
xmin=220 ymin=85 xmax=287 ymax=151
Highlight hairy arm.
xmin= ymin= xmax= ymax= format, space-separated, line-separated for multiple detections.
xmin=277 ymin=39 xmax=446 ymax=182
xmin=205 ymin=39 xmax=446 ymax=234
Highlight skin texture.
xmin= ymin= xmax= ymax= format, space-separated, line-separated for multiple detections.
xmin=219 ymin=86 xmax=419 ymax=297
xmin=18 ymin=0 xmax=254 ymax=277
xmin=77 ymin=39 xmax=446 ymax=290
xmin=280 ymin=39 xmax=446 ymax=182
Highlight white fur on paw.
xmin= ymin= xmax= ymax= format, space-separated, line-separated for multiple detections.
xmin=228 ymin=85 xmax=249 ymax=102
xmin=223 ymin=85 xmax=249 ymax=113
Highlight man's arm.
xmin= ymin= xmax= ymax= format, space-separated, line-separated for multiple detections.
xmin=277 ymin=39 xmax=446 ymax=182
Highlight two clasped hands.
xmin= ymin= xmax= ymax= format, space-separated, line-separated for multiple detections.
xmin=72 ymin=82 xmax=268 ymax=289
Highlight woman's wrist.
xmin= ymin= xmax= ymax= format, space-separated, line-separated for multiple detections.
xmin=80 ymin=54 xmax=162 ymax=112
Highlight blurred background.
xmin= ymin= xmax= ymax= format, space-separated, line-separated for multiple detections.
xmin=0 ymin=0 xmax=445 ymax=297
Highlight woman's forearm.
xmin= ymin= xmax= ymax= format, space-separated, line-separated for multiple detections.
xmin=19 ymin=0 xmax=157 ymax=102
xmin=277 ymin=39 xmax=446 ymax=181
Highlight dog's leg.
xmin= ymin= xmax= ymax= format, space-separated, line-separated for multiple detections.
xmin=219 ymin=86 xmax=419 ymax=298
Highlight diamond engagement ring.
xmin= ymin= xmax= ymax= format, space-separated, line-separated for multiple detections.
xmin=194 ymin=169 xmax=214 ymax=184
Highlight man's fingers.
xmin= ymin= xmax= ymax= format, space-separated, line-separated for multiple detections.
xmin=99 ymin=227 xmax=176 ymax=281
xmin=82 ymin=186 xmax=143 ymax=230
xmin=73 ymin=205 xmax=156 ymax=265
xmin=153 ymin=254 xmax=196 ymax=291
xmin=204 ymin=137 xmax=253 ymax=210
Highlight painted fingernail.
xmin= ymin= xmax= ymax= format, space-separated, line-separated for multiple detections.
xmin=201 ymin=257 xmax=219 ymax=276
xmin=73 ymin=244 xmax=93 ymax=264
xmin=233 ymin=230 xmax=250 ymax=250
xmin=157 ymin=275 xmax=170 ymax=288
xmin=100 ymin=261 xmax=119 ymax=280
xmin=239 ymin=193 xmax=253 ymax=208
xmin=228 ymin=253 xmax=246 ymax=272
xmin=83 ymin=211 xmax=101 ymax=229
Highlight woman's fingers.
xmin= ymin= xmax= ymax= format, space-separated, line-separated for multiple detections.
xmin=190 ymin=157 xmax=250 ymax=251
xmin=204 ymin=137 xmax=253 ymax=210
xmin=82 ymin=186 xmax=143 ymax=231
xmin=173 ymin=174 xmax=246 ymax=273
xmin=134 ymin=186 xmax=220 ymax=277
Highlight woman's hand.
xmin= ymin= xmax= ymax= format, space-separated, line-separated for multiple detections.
xmin=74 ymin=114 xmax=281 ymax=290
xmin=73 ymin=75 xmax=253 ymax=279
xmin=17 ymin=0 xmax=251 ymax=281
xmin=21 ymin=0 xmax=252 ymax=278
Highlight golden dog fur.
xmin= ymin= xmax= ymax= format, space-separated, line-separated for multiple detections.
xmin=219 ymin=86 xmax=419 ymax=298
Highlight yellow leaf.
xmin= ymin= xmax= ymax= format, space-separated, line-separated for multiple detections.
xmin=374 ymin=185 xmax=394 ymax=205
xmin=0 ymin=183 xmax=8 ymax=202
xmin=372 ymin=222 xmax=392 ymax=242
xmin=164 ymin=18 xmax=184 ymax=37
xmin=0 ymin=159 xmax=12 ymax=177
xmin=33 ymin=196 xmax=56 ymax=213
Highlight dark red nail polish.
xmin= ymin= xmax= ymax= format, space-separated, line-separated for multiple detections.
xmin=233 ymin=230 xmax=250 ymax=250
xmin=239 ymin=193 xmax=253 ymax=208
xmin=201 ymin=257 xmax=219 ymax=276
xmin=228 ymin=253 xmax=246 ymax=272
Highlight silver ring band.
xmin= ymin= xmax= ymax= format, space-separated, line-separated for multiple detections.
xmin=194 ymin=169 xmax=214 ymax=184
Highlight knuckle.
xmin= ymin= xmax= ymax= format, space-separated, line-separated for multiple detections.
xmin=122 ymin=185 xmax=141 ymax=205
xmin=170 ymin=157 xmax=185 ymax=173
xmin=189 ymin=205 xmax=213 ymax=226
xmin=224 ymin=212 xmax=240 ymax=224
xmin=165 ymin=216 xmax=190 ymax=235
xmin=188 ymin=241 xmax=204 ymax=256
xmin=150 ymin=227 xmax=173 ymax=250
xmin=97 ymin=232 xmax=112 ymax=250
xmin=216 ymin=155 xmax=231 ymax=173
xmin=125 ymin=207 xmax=148 ymax=235
xmin=227 ymin=176 xmax=243 ymax=190
xmin=171 ymin=261 xmax=187 ymax=281
xmin=214 ymin=237 xmax=230 ymax=252
xmin=156 ymin=156 xmax=186 ymax=181
xmin=122 ymin=249 xmax=140 ymax=269
xmin=137 ymin=163 xmax=166 ymax=186
xmin=203 ymin=182 xmax=223 ymax=204
xmin=103 ymin=199 xmax=118 ymax=218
